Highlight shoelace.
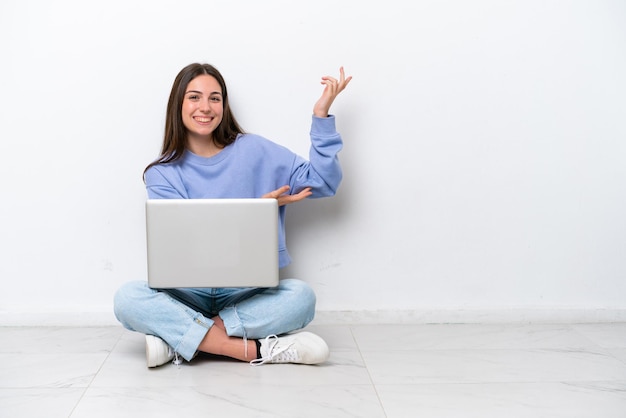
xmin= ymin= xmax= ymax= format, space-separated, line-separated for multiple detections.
xmin=250 ymin=335 xmax=298 ymax=366
xmin=168 ymin=347 xmax=182 ymax=367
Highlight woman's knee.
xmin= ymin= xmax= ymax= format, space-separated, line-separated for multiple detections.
xmin=113 ymin=281 xmax=152 ymax=325
xmin=280 ymin=278 xmax=317 ymax=320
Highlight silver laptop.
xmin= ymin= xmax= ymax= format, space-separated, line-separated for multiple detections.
xmin=146 ymin=198 xmax=279 ymax=288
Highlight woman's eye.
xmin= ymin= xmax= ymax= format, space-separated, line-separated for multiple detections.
xmin=210 ymin=96 xmax=222 ymax=102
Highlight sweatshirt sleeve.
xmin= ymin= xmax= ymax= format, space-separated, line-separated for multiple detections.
xmin=289 ymin=115 xmax=343 ymax=198
xmin=144 ymin=166 xmax=188 ymax=199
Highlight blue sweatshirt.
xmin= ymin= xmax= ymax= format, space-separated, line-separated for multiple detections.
xmin=144 ymin=115 xmax=343 ymax=268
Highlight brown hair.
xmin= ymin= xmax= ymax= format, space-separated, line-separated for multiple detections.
xmin=143 ymin=63 xmax=244 ymax=177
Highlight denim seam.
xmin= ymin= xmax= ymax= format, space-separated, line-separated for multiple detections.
xmin=221 ymin=306 xmax=244 ymax=337
xmin=164 ymin=293 xmax=211 ymax=360
xmin=174 ymin=314 xmax=211 ymax=361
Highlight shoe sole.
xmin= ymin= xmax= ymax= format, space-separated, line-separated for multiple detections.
xmin=145 ymin=334 xmax=163 ymax=368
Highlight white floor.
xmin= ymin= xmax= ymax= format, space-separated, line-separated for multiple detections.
xmin=1 ymin=322 xmax=625 ymax=417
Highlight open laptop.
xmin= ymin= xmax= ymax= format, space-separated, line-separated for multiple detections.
xmin=145 ymin=198 xmax=279 ymax=288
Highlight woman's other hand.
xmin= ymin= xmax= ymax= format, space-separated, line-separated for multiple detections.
xmin=262 ymin=185 xmax=313 ymax=206
xmin=313 ymin=67 xmax=352 ymax=118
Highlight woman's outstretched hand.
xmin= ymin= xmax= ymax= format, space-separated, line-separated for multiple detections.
xmin=313 ymin=67 xmax=352 ymax=118
xmin=262 ymin=185 xmax=313 ymax=206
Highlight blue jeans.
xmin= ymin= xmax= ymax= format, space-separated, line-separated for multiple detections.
xmin=113 ymin=279 xmax=316 ymax=361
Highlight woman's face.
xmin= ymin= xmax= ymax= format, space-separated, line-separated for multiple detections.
xmin=182 ymin=74 xmax=224 ymax=142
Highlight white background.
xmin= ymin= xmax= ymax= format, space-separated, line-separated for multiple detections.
xmin=1 ymin=0 xmax=624 ymax=324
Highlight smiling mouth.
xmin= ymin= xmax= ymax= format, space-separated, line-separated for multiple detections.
xmin=194 ymin=116 xmax=212 ymax=123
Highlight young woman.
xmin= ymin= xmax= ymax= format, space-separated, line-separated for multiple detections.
xmin=114 ymin=63 xmax=351 ymax=367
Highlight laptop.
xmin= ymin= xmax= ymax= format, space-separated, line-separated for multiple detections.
xmin=145 ymin=198 xmax=279 ymax=288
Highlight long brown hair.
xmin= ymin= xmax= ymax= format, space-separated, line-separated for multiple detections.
xmin=143 ymin=63 xmax=244 ymax=178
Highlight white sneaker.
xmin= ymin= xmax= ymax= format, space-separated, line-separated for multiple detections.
xmin=145 ymin=335 xmax=175 ymax=368
xmin=250 ymin=332 xmax=329 ymax=366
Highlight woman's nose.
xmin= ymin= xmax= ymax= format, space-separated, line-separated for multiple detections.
xmin=199 ymin=99 xmax=211 ymax=112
